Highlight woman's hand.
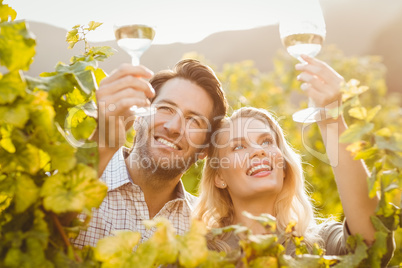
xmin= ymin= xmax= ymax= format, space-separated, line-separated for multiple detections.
xmin=295 ymin=55 xmax=344 ymax=110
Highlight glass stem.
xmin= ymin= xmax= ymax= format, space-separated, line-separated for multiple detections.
xmin=131 ymin=56 xmax=140 ymax=66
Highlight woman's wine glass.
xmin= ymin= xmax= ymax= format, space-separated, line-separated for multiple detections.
xmin=114 ymin=23 xmax=156 ymax=116
xmin=279 ymin=10 xmax=326 ymax=123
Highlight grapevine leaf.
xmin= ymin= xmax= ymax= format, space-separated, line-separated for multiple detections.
xmin=0 ymin=21 xmax=36 ymax=71
xmin=333 ymin=235 xmax=368 ymax=268
xmin=348 ymin=106 xmax=367 ymax=120
xmin=88 ymin=46 xmax=116 ymax=62
xmin=0 ymin=71 xmax=26 ymax=104
xmin=243 ymin=211 xmax=277 ymax=232
xmin=0 ymin=2 xmax=17 ymax=22
xmin=14 ymin=174 xmax=39 ymax=213
xmin=368 ymin=167 xmax=379 ymax=199
xmin=375 ymin=133 xmax=402 ymax=152
xmin=87 ymin=21 xmax=103 ymax=31
xmin=249 ymin=256 xmax=278 ymax=268
xmin=41 ymin=164 xmax=107 ymax=213
xmin=94 ymin=230 xmax=141 ymax=264
xmin=143 ymin=217 xmax=179 ymax=264
xmin=366 ymin=105 xmax=381 ymax=122
xmin=17 ymin=143 xmax=41 ymax=175
xmin=46 ymin=143 xmax=76 ymax=173
xmin=30 ymin=91 xmax=55 ymax=134
xmin=339 ymin=123 xmax=374 ymax=143
xmin=354 ymin=146 xmax=379 ymax=161
xmin=0 ymin=101 xmax=29 ymax=128
xmin=66 ymin=28 xmax=79 ymax=49
xmin=178 ymin=220 xmax=209 ymax=267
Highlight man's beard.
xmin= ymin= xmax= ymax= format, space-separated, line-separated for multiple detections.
xmin=131 ymin=126 xmax=198 ymax=180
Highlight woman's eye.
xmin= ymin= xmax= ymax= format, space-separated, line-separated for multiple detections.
xmin=234 ymin=145 xmax=245 ymax=151
xmin=262 ymin=138 xmax=273 ymax=146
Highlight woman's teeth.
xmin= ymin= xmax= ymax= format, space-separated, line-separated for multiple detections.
xmin=247 ymin=164 xmax=272 ymax=176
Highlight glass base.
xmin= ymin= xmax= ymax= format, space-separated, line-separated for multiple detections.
xmin=130 ymin=105 xmax=157 ymax=117
xmin=292 ymin=107 xmax=325 ymax=123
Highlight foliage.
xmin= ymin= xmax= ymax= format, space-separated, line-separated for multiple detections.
xmin=0 ymin=4 xmax=111 ymax=266
xmin=1 ymin=1 xmax=401 ymax=267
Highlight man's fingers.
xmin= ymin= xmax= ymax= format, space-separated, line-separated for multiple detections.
xmin=101 ymin=64 xmax=154 ymax=85
xmin=97 ymin=75 xmax=155 ymax=99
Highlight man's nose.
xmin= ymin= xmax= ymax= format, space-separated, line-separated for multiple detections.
xmin=163 ymin=113 xmax=183 ymax=136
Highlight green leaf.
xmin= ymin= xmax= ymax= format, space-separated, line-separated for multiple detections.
xmin=0 ymin=101 xmax=30 ymax=128
xmin=348 ymin=106 xmax=367 ymax=120
xmin=66 ymin=28 xmax=79 ymax=49
xmin=88 ymin=46 xmax=116 ymax=62
xmin=0 ymin=70 xmax=27 ymax=104
xmin=87 ymin=21 xmax=103 ymax=31
xmin=30 ymin=91 xmax=56 ymax=134
xmin=0 ymin=2 xmax=17 ymax=22
xmin=41 ymin=164 xmax=107 ymax=213
xmin=17 ymin=143 xmax=41 ymax=175
xmin=366 ymin=105 xmax=381 ymax=122
xmin=339 ymin=123 xmax=374 ymax=143
xmin=368 ymin=167 xmax=380 ymax=199
xmin=14 ymin=174 xmax=39 ymax=213
xmin=46 ymin=143 xmax=76 ymax=173
xmin=0 ymin=125 xmax=16 ymax=153
xmin=375 ymin=133 xmax=402 ymax=152
xmin=333 ymin=234 xmax=368 ymax=268
xmin=95 ymin=230 xmax=141 ymax=265
xmin=143 ymin=217 xmax=179 ymax=264
xmin=354 ymin=146 xmax=379 ymax=161
xmin=0 ymin=21 xmax=36 ymax=71
xmin=178 ymin=220 xmax=209 ymax=267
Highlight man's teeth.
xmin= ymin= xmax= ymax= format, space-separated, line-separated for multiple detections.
xmin=247 ymin=164 xmax=272 ymax=176
xmin=157 ymin=138 xmax=179 ymax=150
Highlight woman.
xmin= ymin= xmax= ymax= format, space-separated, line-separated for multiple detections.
xmin=193 ymin=55 xmax=392 ymax=259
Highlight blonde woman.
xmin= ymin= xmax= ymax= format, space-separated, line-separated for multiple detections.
xmin=193 ymin=55 xmax=394 ymax=262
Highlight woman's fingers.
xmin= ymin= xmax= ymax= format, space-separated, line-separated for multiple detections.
xmin=296 ymin=55 xmax=344 ymax=86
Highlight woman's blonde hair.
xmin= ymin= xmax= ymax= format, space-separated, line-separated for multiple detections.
xmin=193 ymin=107 xmax=322 ymax=250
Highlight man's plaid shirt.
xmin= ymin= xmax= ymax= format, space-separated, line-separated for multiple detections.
xmin=72 ymin=147 xmax=198 ymax=248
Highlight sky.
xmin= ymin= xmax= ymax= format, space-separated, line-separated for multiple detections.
xmin=10 ymin=0 xmax=320 ymax=44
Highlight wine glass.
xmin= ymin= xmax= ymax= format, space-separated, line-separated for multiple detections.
xmin=114 ymin=23 xmax=156 ymax=116
xmin=279 ymin=12 xmax=326 ymax=123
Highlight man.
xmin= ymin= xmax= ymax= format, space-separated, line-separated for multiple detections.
xmin=73 ymin=59 xmax=228 ymax=248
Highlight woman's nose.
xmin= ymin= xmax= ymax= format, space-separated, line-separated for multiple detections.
xmin=250 ymin=144 xmax=266 ymax=158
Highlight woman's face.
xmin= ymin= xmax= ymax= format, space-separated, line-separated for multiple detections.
xmin=215 ymin=116 xmax=286 ymax=201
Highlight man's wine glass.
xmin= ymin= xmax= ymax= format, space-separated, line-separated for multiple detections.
xmin=279 ymin=13 xmax=326 ymax=123
xmin=114 ymin=23 xmax=156 ymax=116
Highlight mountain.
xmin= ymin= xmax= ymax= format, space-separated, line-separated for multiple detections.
xmin=24 ymin=0 xmax=402 ymax=93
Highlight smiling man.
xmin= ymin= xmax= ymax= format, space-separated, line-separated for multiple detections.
xmin=72 ymin=59 xmax=228 ymax=248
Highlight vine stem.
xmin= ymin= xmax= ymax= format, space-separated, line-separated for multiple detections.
xmin=50 ymin=212 xmax=82 ymax=263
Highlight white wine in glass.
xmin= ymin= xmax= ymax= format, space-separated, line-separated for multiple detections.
xmin=282 ymin=33 xmax=324 ymax=62
xmin=280 ymin=16 xmax=326 ymax=123
xmin=114 ymin=24 xmax=156 ymax=116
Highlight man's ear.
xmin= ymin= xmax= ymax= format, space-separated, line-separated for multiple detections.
xmin=133 ymin=116 xmax=142 ymax=131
